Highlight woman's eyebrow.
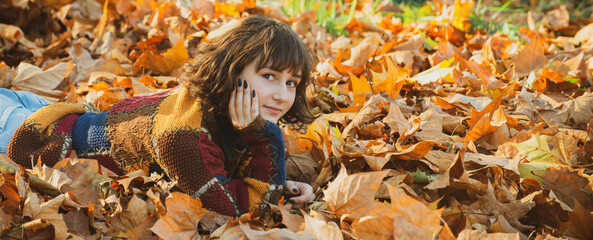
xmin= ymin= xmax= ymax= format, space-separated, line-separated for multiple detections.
xmin=263 ymin=67 xmax=302 ymax=79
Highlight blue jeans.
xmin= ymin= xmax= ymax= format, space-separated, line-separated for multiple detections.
xmin=0 ymin=89 xmax=51 ymax=154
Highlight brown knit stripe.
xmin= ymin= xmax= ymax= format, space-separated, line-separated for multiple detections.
xmin=106 ymin=104 xmax=160 ymax=174
xmin=154 ymin=129 xmax=213 ymax=194
xmin=7 ymin=123 xmax=69 ymax=169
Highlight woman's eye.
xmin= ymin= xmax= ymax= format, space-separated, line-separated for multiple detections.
xmin=263 ymin=74 xmax=274 ymax=80
xmin=287 ymin=80 xmax=298 ymax=88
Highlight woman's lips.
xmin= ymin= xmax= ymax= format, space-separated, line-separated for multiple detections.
xmin=264 ymin=106 xmax=282 ymax=115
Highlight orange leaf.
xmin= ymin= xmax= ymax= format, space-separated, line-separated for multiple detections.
xmin=150 ymin=192 xmax=206 ymax=239
xmin=464 ymin=107 xmax=514 ymax=143
xmin=242 ymin=0 xmax=256 ymax=8
xmin=323 ymin=165 xmax=389 ymax=220
xmin=467 ymin=96 xmax=501 ymax=129
xmin=214 ymin=1 xmax=239 ymax=18
xmin=132 ymin=40 xmax=189 ymax=75
xmin=373 ymin=57 xmax=406 ymax=100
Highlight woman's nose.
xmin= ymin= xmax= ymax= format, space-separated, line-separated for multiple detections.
xmin=271 ymin=86 xmax=289 ymax=103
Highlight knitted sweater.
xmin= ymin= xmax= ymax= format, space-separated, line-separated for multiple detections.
xmin=7 ymin=86 xmax=286 ymax=216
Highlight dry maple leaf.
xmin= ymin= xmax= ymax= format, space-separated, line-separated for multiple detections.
xmin=12 ymin=62 xmax=75 ymax=102
xmin=132 ymin=40 xmax=189 ymax=75
xmin=352 ymin=184 xmax=444 ymax=239
xmin=150 ymin=192 xmax=206 ymax=239
xmin=22 ymin=192 xmax=69 ymax=240
xmin=469 ymin=183 xmax=535 ymax=233
xmin=323 ymin=165 xmax=389 ymax=220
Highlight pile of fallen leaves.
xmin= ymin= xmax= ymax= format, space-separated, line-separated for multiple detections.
xmin=2 ymin=0 xmax=593 ymax=239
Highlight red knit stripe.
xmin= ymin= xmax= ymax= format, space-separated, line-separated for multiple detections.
xmin=241 ymin=135 xmax=274 ymax=181
xmin=227 ymin=179 xmax=249 ymax=213
xmin=92 ymin=155 xmax=124 ymax=176
xmin=109 ymin=90 xmax=170 ymax=114
xmin=200 ymin=182 xmax=240 ymax=216
xmin=52 ymin=114 xmax=80 ymax=136
xmin=198 ymin=133 xmax=227 ymax=177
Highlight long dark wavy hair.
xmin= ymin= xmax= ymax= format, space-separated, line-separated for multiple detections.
xmin=179 ymin=15 xmax=316 ymax=125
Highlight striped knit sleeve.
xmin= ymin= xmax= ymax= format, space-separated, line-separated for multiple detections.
xmin=235 ymin=115 xmax=286 ymax=211
xmin=7 ymin=103 xmax=86 ymax=169
xmin=154 ymin=129 xmax=250 ymax=216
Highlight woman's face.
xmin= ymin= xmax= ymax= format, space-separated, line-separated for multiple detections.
xmin=238 ymin=62 xmax=301 ymax=123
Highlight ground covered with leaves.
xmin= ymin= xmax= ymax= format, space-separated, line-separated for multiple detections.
xmin=1 ymin=0 xmax=593 ymax=239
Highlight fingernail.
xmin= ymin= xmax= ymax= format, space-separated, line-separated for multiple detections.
xmin=243 ymin=80 xmax=248 ymax=89
xmin=293 ymin=188 xmax=299 ymax=193
xmin=238 ymin=79 xmax=242 ymax=87
xmin=287 ymin=199 xmax=295 ymax=204
xmin=252 ymin=90 xmax=255 ymax=97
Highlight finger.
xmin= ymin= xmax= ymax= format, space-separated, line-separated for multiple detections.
xmin=229 ymin=84 xmax=238 ymax=127
xmin=235 ymin=79 xmax=245 ymax=127
xmin=289 ymin=191 xmax=315 ymax=204
xmin=284 ymin=181 xmax=299 ymax=195
xmin=251 ymin=89 xmax=259 ymax=121
xmin=242 ymin=79 xmax=251 ymax=124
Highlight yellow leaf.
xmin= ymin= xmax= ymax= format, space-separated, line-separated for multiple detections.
xmin=408 ymin=58 xmax=453 ymax=85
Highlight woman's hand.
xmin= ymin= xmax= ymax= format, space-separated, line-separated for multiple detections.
xmin=284 ymin=180 xmax=315 ymax=206
xmin=229 ymin=79 xmax=259 ymax=129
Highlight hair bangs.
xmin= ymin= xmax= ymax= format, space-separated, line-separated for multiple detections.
xmin=255 ymin=29 xmax=310 ymax=82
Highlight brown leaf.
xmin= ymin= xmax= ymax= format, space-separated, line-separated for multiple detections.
xmin=0 ymin=173 xmax=21 ymax=216
xmin=12 ymin=62 xmax=75 ymax=101
xmin=559 ymin=200 xmax=593 ymax=239
xmin=302 ymin=210 xmax=343 ymax=240
xmin=0 ymin=23 xmax=24 ymax=44
xmin=22 ymin=192 xmax=69 ymax=240
xmin=388 ymin=184 xmax=443 ymax=239
xmin=123 ymin=214 xmax=159 ymax=240
xmin=469 ymin=183 xmax=535 ymax=232
xmin=107 ymin=194 xmax=149 ymax=232
xmin=415 ymin=108 xmax=453 ymax=146
xmin=544 ymin=167 xmax=593 ymax=210
xmin=0 ymin=208 xmax=12 ymax=229
xmin=352 ymin=184 xmax=443 ymax=239
xmin=542 ymin=5 xmax=569 ymax=30
xmin=285 ymin=152 xmax=319 ymax=186
xmin=150 ymin=192 xmax=205 ymax=239
xmin=63 ymin=209 xmax=91 ymax=237
xmin=387 ymin=140 xmax=434 ymax=161
xmin=425 ymin=150 xmax=469 ymax=190
xmin=323 ymin=165 xmax=389 ymax=220
xmin=278 ymin=199 xmax=305 ymax=232
xmin=458 ymin=229 xmax=521 ymax=240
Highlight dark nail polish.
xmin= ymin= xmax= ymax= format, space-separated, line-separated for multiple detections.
xmin=287 ymin=199 xmax=295 ymax=204
xmin=238 ymin=79 xmax=242 ymax=87
xmin=243 ymin=80 xmax=248 ymax=89
xmin=293 ymin=188 xmax=299 ymax=193
xmin=252 ymin=90 xmax=255 ymax=97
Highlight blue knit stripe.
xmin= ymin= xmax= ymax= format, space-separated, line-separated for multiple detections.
xmin=259 ymin=121 xmax=286 ymax=185
xmin=72 ymin=112 xmax=110 ymax=154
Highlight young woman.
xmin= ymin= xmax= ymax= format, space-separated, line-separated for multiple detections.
xmin=6 ymin=15 xmax=316 ymax=217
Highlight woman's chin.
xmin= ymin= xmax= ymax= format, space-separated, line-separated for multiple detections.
xmin=260 ymin=114 xmax=279 ymax=124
